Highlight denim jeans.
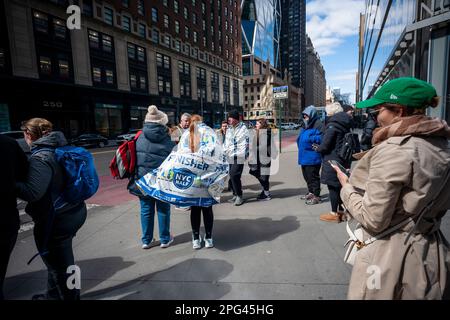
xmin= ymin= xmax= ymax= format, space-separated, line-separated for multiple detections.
xmin=139 ymin=197 xmax=171 ymax=244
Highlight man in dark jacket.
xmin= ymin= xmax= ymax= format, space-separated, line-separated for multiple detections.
xmin=297 ymin=106 xmax=323 ymax=205
xmin=133 ymin=105 xmax=175 ymax=249
xmin=315 ymin=111 xmax=353 ymax=222
xmin=0 ymin=134 xmax=28 ymax=300
xmin=360 ymin=112 xmax=377 ymax=151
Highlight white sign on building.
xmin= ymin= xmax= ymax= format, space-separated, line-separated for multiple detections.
xmin=273 ymin=86 xmax=288 ymax=100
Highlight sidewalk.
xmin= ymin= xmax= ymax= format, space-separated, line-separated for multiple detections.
xmin=5 ymin=141 xmax=450 ymax=300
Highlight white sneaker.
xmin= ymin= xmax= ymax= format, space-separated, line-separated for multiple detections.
xmin=142 ymin=238 xmax=156 ymax=249
xmin=192 ymin=238 xmax=201 ymax=250
xmin=160 ymin=236 xmax=174 ymax=248
xmin=204 ymin=237 xmax=214 ymax=248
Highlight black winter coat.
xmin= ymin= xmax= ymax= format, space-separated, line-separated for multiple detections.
xmin=316 ymin=112 xmax=353 ymax=187
xmin=0 ymin=135 xmax=28 ymax=235
xmin=16 ymin=132 xmax=87 ymax=223
xmin=135 ymin=123 xmax=175 ymax=179
xmin=360 ymin=117 xmax=377 ymax=151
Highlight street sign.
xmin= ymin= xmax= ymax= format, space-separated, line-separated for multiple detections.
xmin=273 ymin=86 xmax=288 ymax=100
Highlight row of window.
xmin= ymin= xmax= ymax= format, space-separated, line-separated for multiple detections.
xmin=38 ymin=55 xmax=70 ymax=79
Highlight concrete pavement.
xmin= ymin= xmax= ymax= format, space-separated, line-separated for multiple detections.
xmin=5 ymin=140 xmax=450 ymax=300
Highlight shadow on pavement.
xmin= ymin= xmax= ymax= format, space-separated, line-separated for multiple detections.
xmin=5 ymin=257 xmax=135 ymax=299
xmin=172 ymin=216 xmax=300 ymax=252
xmin=82 ymin=258 xmax=233 ymax=300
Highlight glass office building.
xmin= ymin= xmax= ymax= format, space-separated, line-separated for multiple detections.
xmin=241 ymin=0 xmax=281 ymax=74
xmin=358 ymin=0 xmax=450 ymax=122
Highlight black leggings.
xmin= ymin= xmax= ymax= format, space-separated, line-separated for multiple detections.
xmin=190 ymin=206 xmax=214 ymax=240
xmin=328 ymin=185 xmax=343 ymax=213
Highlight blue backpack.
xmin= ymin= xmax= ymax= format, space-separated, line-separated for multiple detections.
xmin=54 ymin=146 xmax=99 ymax=204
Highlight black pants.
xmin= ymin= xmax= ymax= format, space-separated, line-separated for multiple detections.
xmin=190 ymin=206 xmax=214 ymax=240
xmin=250 ymin=168 xmax=270 ymax=191
xmin=229 ymin=164 xmax=244 ymax=197
xmin=34 ymin=204 xmax=87 ymax=300
xmin=301 ymin=165 xmax=321 ymax=197
xmin=0 ymin=230 xmax=18 ymax=300
xmin=328 ymin=185 xmax=343 ymax=213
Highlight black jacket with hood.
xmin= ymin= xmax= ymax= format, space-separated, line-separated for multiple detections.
xmin=135 ymin=122 xmax=175 ymax=180
xmin=316 ymin=112 xmax=353 ymax=187
xmin=16 ymin=131 xmax=86 ymax=224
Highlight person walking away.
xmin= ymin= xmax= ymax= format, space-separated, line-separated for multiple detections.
xmin=224 ymin=110 xmax=249 ymax=206
xmin=248 ymin=118 xmax=276 ymax=201
xmin=171 ymin=113 xmax=191 ymax=144
xmin=297 ymin=105 xmax=323 ymax=205
xmin=360 ymin=112 xmax=378 ymax=151
xmin=133 ymin=106 xmax=175 ymax=249
xmin=333 ymin=77 xmax=450 ymax=299
xmin=315 ymin=104 xmax=353 ymax=223
xmin=0 ymin=135 xmax=28 ymax=300
xmin=178 ymin=115 xmax=219 ymax=249
xmin=16 ymin=118 xmax=87 ymax=300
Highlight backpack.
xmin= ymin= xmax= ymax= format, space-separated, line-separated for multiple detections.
xmin=338 ymin=132 xmax=361 ymax=163
xmin=109 ymin=131 xmax=142 ymax=179
xmin=32 ymin=146 xmax=99 ymax=206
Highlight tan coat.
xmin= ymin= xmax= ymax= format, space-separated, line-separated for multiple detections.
xmin=341 ymin=135 xmax=450 ymax=299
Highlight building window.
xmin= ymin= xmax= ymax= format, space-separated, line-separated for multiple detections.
xmin=163 ymin=35 xmax=171 ymax=47
xmin=137 ymin=0 xmax=144 ymax=16
xmin=174 ymin=40 xmax=181 ymax=52
xmin=122 ymin=0 xmax=129 ymax=7
xmin=137 ymin=46 xmax=145 ymax=62
xmin=203 ymin=37 xmax=206 ymax=47
xmin=156 ymin=53 xmax=171 ymax=69
xmin=163 ymin=0 xmax=168 ymax=6
xmin=0 ymin=49 xmax=5 ymax=69
xmin=184 ymin=26 xmax=189 ymax=39
xmin=53 ymin=18 xmax=66 ymax=39
xmin=122 ymin=16 xmax=131 ymax=32
xmin=33 ymin=11 xmax=49 ymax=33
xmin=152 ymin=29 xmax=159 ymax=43
xmin=192 ymin=0 xmax=196 ymax=6
xmin=164 ymin=14 xmax=169 ymax=28
xmin=193 ymin=13 xmax=197 ymax=24
xmin=193 ymin=31 xmax=198 ymax=43
xmin=105 ymin=69 xmax=114 ymax=84
xmin=175 ymin=20 xmax=180 ymax=34
xmin=202 ymin=2 xmax=205 ymax=14
xmin=39 ymin=56 xmax=52 ymax=75
xmin=130 ymin=74 xmax=137 ymax=88
xmin=184 ymin=7 xmax=189 ymax=20
xmin=88 ymin=30 xmax=99 ymax=48
xmin=92 ymin=67 xmax=101 ymax=82
xmin=102 ymin=35 xmax=112 ymax=52
xmin=138 ymin=23 xmax=146 ymax=38
xmin=178 ymin=61 xmax=190 ymax=75
xmin=139 ymin=76 xmax=146 ymax=89
xmin=104 ymin=7 xmax=113 ymax=25
xmin=152 ymin=8 xmax=158 ymax=22
xmin=127 ymin=43 xmax=135 ymax=59
xmin=202 ymin=19 xmax=206 ymax=31
xmin=83 ymin=0 xmax=93 ymax=16
xmin=174 ymin=0 xmax=179 ymax=13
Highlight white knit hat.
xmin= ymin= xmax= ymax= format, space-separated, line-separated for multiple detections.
xmin=145 ymin=105 xmax=168 ymax=125
xmin=325 ymin=102 xmax=343 ymax=116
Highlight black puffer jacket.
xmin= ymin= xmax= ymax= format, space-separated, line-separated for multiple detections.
xmin=135 ymin=123 xmax=175 ymax=179
xmin=316 ymin=112 xmax=353 ymax=187
xmin=16 ymin=131 xmax=86 ymax=223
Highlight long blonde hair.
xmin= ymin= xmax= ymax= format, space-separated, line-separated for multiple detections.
xmin=189 ymin=114 xmax=203 ymax=153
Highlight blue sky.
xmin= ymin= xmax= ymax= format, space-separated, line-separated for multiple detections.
xmin=306 ymin=0 xmax=366 ymax=103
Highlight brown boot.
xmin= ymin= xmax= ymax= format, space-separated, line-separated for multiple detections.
xmin=319 ymin=212 xmax=343 ymax=223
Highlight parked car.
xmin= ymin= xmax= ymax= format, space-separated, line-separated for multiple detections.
xmin=0 ymin=130 xmax=30 ymax=154
xmin=115 ymin=129 xmax=141 ymax=145
xmin=70 ymin=134 xmax=108 ymax=148
xmin=280 ymin=123 xmax=297 ymax=130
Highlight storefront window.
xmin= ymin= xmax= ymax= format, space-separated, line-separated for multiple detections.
xmin=95 ymin=104 xmax=123 ymax=137
xmin=0 ymin=104 xmax=11 ymax=132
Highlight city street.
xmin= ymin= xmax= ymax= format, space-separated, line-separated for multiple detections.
xmin=7 ymin=134 xmax=450 ymax=300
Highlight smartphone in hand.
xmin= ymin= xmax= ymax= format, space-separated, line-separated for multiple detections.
xmin=329 ymin=160 xmax=349 ymax=176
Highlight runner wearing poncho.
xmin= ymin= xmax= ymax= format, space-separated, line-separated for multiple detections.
xmin=136 ymin=117 xmax=229 ymax=208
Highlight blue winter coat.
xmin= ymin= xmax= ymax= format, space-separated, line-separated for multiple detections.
xmin=135 ymin=123 xmax=175 ymax=179
xmin=297 ymin=113 xmax=323 ymax=166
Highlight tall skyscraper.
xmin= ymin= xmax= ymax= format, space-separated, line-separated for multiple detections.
xmin=280 ymin=0 xmax=306 ymax=90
